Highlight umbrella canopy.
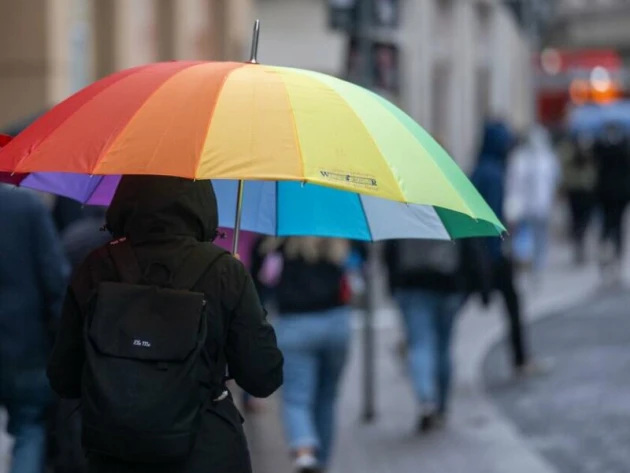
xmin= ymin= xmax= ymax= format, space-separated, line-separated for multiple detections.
xmin=1 ymin=172 xmax=496 ymax=240
xmin=214 ymin=180 xmax=491 ymax=240
xmin=0 ymin=61 xmax=504 ymax=238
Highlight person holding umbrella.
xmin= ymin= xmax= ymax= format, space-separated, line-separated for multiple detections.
xmin=47 ymin=176 xmax=284 ymax=473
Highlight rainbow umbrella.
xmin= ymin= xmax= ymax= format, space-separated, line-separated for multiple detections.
xmin=0 ymin=30 xmax=503 ymax=245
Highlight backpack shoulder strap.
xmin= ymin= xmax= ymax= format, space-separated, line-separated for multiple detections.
xmin=172 ymin=243 xmax=228 ymax=291
xmin=107 ymin=238 xmax=142 ymax=284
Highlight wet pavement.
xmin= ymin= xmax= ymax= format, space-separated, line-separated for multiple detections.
xmin=484 ymin=289 xmax=630 ymax=473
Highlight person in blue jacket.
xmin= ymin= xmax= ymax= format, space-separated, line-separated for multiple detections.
xmin=0 ymin=184 xmax=69 ymax=473
xmin=471 ymin=120 xmax=538 ymax=376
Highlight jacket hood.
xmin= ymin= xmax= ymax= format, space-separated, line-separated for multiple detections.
xmin=478 ymin=121 xmax=514 ymax=163
xmin=106 ymin=176 xmax=218 ymax=242
xmin=526 ymin=125 xmax=553 ymax=154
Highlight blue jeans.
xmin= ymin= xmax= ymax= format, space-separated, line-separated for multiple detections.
xmin=275 ymin=307 xmax=351 ymax=467
xmin=0 ymin=367 xmax=53 ymax=473
xmin=395 ymin=289 xmax=463 ymax=413
xmin=516 ymin=218 xmax=550 ymax=273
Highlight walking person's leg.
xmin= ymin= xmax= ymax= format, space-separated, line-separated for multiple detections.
xmin=435 ymin=294 xmax=463 ymax=422
xmin=395 ymin=289 xmax=439 ymax=431
xmin=275 ymin=316 xmax=321 ymax=471
xmin=600 ymin=201 xmax=617 ymax=269
xmin=599 ymin=200 xmax=624 ymax=282
xmin=532 ymin=217 xmax=550 ymax=276
xmin=313 ymin=308 xmax=351 ymax=469
xmin=496 ymin=257 xmax=529 ymax=371
xmin=574 ymin=191 xmax=594 ymax=263
xmin=5 ymin=368 xmax=52 ymax=473
xmin=611 ymin=201 xmax=627 ymax=259
xmin=608 ymin=200 xmax=628 ymax=282
xmin=568 ymin=192 xmax=582 ymax=248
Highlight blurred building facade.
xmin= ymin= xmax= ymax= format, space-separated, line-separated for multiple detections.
xmin=0 ymin=0 xmax=253 ymax=129
xmin=259 ymin=0 xmax=532 ymax=170
xmin=549 ymin=0 xmax=630 ymax=59
xmin=1 ymin=0 xmax=532 ymax=171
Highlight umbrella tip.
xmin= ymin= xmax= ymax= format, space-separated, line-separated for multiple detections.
xmin=248 ymin=19 xmax=261 ymax=64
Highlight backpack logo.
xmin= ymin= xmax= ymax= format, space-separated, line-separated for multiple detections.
xmin=133 ymin=339 xmax=152 ymax=348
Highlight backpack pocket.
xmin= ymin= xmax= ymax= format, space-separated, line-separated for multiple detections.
xmin=89 ymin=282 xmax=205 ymax=361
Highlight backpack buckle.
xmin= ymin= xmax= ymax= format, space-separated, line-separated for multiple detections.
xmin=213 ymin=390 xmax=228 ymax=403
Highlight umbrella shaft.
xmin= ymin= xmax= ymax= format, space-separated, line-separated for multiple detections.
xmin=232 ymin=179 xmax=245 ymax=255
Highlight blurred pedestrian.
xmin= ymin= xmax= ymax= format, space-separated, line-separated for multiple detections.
xmin=385 ymin=238 xmax=490 ymax=432
xmin=558 ymin=132 xmax=597 ymax=265
xmin=592 ymin=121 xmax=630 ymax=281
xmin=49 ymin=208 xmax=110 ymax=473
xmin=52 ymin=197 xmax=87 ymax=234
xmin=255 ymin=237 xmax=352 ymax=473
xmin=0 ymin=183 xmax=69 ymax=473
xmin=505 ymin=125 xmax=561 ymax=279
xmin=250 ymin=235 xmax=281 ymax=306
xmin=47 ymin=176 xmax=283 ymax=473
xmin=61 ymin=207 xmax=111 ymax=269
xmin=471 ymin=120 xmax=539 ymax=377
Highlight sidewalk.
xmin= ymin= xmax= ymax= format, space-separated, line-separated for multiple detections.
xmin=245 ymin=241 xmax=605 ymax=473
xmin=484 ymin=289 xmax=630 ymax=473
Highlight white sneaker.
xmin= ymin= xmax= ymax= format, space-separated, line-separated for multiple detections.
xmin=295 ymin=453 xmax=320 ymax=473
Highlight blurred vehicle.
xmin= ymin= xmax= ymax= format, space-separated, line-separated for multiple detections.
xmin=567 ymin=100 xmax=630 ymax=136
xmin=536 ymin=49 xmax=623 ymax=133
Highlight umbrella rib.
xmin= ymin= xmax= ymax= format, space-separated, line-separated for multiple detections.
xmin=357 ymin=194 xmax=374 ymax=242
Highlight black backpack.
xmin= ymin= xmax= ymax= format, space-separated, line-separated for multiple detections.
xmin=81 ymin=238 xmax=227 ymax=463
xmin=394 ymin=239 xmax=461 ymax=278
